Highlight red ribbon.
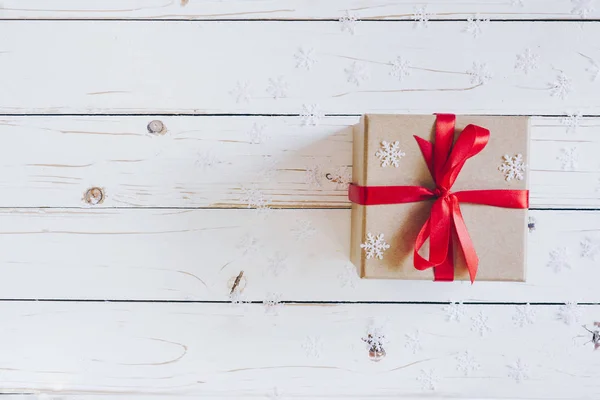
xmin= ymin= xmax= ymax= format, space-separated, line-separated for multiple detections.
xmin=348 ymin=114 xmax=529 ymax=283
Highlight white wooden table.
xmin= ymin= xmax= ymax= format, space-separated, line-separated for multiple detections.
xmin=0 ymin=1 xmax=599 ymax=399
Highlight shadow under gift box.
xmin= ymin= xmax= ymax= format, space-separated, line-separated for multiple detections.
xmin=350 ymin=114 xmax=530 ymax=282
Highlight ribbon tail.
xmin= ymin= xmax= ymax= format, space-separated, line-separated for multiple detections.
xmin=451 ymin=198 xmax=479 ymax=284
xmin=433 ymin=244 xmax=454 ymax=282
xmin=413 ymin=135 xmax=434 ymax=177
xmin=454 ymin=190 xmax=529 ymax=209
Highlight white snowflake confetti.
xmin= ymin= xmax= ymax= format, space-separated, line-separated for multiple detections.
xmin=417 ymin=369 xmax=438 ymax=391
xmin=412 ymin=6 xmax=431 ymax=29
xmin=581 ymin=237 xmax=600 ymax=260
xmin=338 ymin=263 xmax=359 ymax=288
xmin=514 ymin=48 xmax=539 ymax=75
xmin=557 ymin=301 xmax=582 ymax=325
xmin=230 ymin=81 xmax=253 ymax=104
xmin=263 ymin=292 xmax=282 ymax=314
xmin=266 ymin=76 xmax=289 ymax=99
xmin=571 ymin=0 xmax=595 ymax=17
xmin=339 ymin=10 xmax=359 ymax=34
xmin=291 ymin=219 xmax=317 ymax=241
xmin=404 ymin=330 xmax=422 ymax=354
xmin=247 ymin=122 xmax=269 ymax=144
xmin=360 ymin=232 xmax=391 ymax=260
xmin=444 ymin=301 xmax=466 ymax=322
xmin=294 ymin=47 xmax=317 ymax=71
xmin=237 ymin=234 xmax=261 ymax=256
xmin=557 ymin=147 xmax=578 ymax=170
xmin=327 ymin=166 xmax=352 ymax=190
xmin=300 ymin=104 xmax=324 ymax=126
xmin=507 ymin=359 xmax=530 ymax=383
xmin=389 ymin=56 xmax=411 ymax=82
xmin=498 ymin=154 xmax=526 ymax=181
xmin=464 ymin=14 xmax=489 ymax=38
xmin=467 ymin=62 xmax=493 ymax=85
xmin=240 ymin=185 xmax=271 ymax=209
xmin=302 ymin=336 xmax=323 ymax=358
xmin=561 ymin=111 xmax=583 ymax=134
xmin=345 ymin=62 xmax=370 ymax=86
xmin=513 ymin=303 xmax=536 ymax=327
xmin=304 ymin=164 xmax=324 ymax=188
xmin=266 ymin=252 xmax=288 ymax=277
xmin=511 ymin=0 xmax=525 ymax=6
xmin=375 ymin=140 xmax=405 ymax=168
xmin=456 ymin=350 xmax=480 ymax=376
xmin=471 ymin=311 xmax=491 ymax=336
xmin=549 ymin=72 xmax=573 ymax=99
xmin=195 ymin=149 xmax=220 ymax=170
xmin=547 ymin=247 xmax=571 ymax=273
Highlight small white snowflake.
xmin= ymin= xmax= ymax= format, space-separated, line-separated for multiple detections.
xmin=389 ymin=56 xmax=411 ymax=82
xmin=266 ymin=252 xmax=288 ymax=277
xmin=412 ymin=6 xmax=431 ymax=29
xmin=304 ymin=164 xmax=324 ymax=188
xmin=237 ymin=234 xmax=261 ymax=256
xmin=507 ymin=359 xmax=530 ymax=383
xmin=498 ymin=154 xmax=526 ymax=181
xmin=291 ymin=219 xmax=317 ymax=241
xmin=581 ymin=237 xmax=600 ymax=260
xmin=338 ymin=263 xmax=359 ymax=288
xmin=549 ymin=72 xmax=573 ymax=99
xmin=302 ymin=336 xmax=323 ymax=358
xmin=247 ymin=122 xmax=269 ymax=144
xmin=557 ymin=301 xmax=582 ymax=325
xmin=266 ymin=76 xmax=289 ymax=99
xmin=464 ymin=14 xmax=489 ymax=38
xmin=339 ymin=10 xmax=359 ymax=34
xmin=557 ymin=147 xmax=578 ymax=170
xmin=230 ymin=81 xmax=253 ymax=104
xmin=405 ymin=330 xmax=422 ymax=354
xmin=294 ymin=47 xmax=317 ymax=71
xmin=571 ymin=0 xmax=595 ymax=17
xmin=300 ymin=104 xmax=324 ymax=126
xmin=444 ymin=301 xmax=466 ymax=322
xmin=456 ymin=350 xmax=480 ymax=376
xmin=360 ymin=232 xmax=391 ymax=260
xmin=514 ymin=48 xmax=539 ymax=75
xmin=195 ymin=149 xmax=220 ymax=170
xmin=375 ymin=141 xmax=405 ymax=168
xmin=467 ymin=62 xmax=493 ymax=85
xmin=561 ymin=111 xmax=583 ymax=134
xmin=513 ymin=303 xmax=536 ymax=327
xmin=345 ymin=62 xmax=370 ymax=86
xmin=240 ymin=185 xmax=271 ymax=209
xmin=471 ymin=311 xmax=491 ymax=337
xmin=511 ymin=0 xmax=525 ymax=6
xmin=263 ymin=292 xmax=282 ymax=314
xmin=327 ymin=166 xmax=352 ymax=190
xmin=547 ymin=247 xmax=571 ymax=273
xmin=362 ymin=325 xmax=388 ymax=360
xmin=417 ymin=369 xmax=438 ymax=391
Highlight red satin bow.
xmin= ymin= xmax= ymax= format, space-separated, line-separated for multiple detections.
xmin=348 ymin=114 xmax=529 ymax=283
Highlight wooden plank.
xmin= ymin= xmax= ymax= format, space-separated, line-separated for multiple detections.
xmin=0 ymin=22 xmax=599 ymax=114
xmin=0 ymin=208 xmax=598 ymax=302
xmin=0 ymin=116 xmax=598 ymax=209
xmin=0 ymin=301 xmax=598 ymax=398
xmin=1 ymin=0 xmax=599 ymax=20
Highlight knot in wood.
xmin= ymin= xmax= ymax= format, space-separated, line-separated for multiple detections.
xmin=147 ymin=120 xmax=166 ymax=135
xmin=84 ymin=187 xmax=105 ymax=205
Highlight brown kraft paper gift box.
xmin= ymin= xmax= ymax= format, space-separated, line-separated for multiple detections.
xmin=350 ymin=115 xmax=529 ymax=282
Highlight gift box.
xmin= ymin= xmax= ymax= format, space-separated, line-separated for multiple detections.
xmin=349 ymin=114 xmax=529 ymax=282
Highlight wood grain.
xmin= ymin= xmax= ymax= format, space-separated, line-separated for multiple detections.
xmin=0 ymin=22 xmax=599 ymax=114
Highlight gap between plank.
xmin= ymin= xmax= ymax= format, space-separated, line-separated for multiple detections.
xmin=0 ymin=18 xmax=598 ymax=23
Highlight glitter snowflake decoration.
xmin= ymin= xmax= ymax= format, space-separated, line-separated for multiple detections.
xmin=345 ymin=62 xmax=370 ymax=86
xmin=360 ymin=232 xmax=391 ymax=260
xmin=266 ymin=76 xmax=289 ymax=99
xmin=507 ymin=359 xmax=530 ymax=383
xmin=514 ymin=48 xmax=539 ymax=75
xmin=464 ymin=14 xmax=489 ymax=38
xmin=302 ymin=336 xmax=323 ymax=358
xmin=561 ymin=111 xmax=582 ymax=134
xmin=417 ymin=369 xmax=438 ymax=391
xmin=291 ymin=219 xmax=317 ymax=241
xmin=294 ymin=47 xmax=317 ymax=71
xmin=456 ymin=350 xmax=480 ymax=376
xmin=513 ymin=303 xmax=536 ymax=327
xmin=326 ymin=166 xmax=352 ymax=190
xmin=498 ymin=154 xmax=526 ymax=181
xmin=547 ymin=247 xmax=571 ymax=273
xmin=571 ymin=0 xmax=595 ymax=17
xmin=375 ymin=141 xmax=405 ymax=168
xmin=557 ymin=301 xmax=582 ymax=325
xmin=247 ymin=122 xmax=269 ymax=144
xmin=581 ymin=237 xmax=600 ymax=260
xmin=304 ymin=164 xmax=324 ymax=188
xmin=230 ymin=81 xmax=253 ymax=103
xmin=266 ymin=252 xmax=288 ymax=277
xmin=557 ymin=147 xmax=578 ymax=170
xmin=467 ymin=62 xmax=493 ymax=85
xmin=300 ymin=104 xmax=324 ymax=126
xmin=389 ymin=56 xmax=411 ymax=82
xmin=195 ymin=149 xmax=220 ymax=170
xmin=412 ymin=6 xmax=431 ymax=29
xmin=444 ymin=301 xmax=466 ymax=322
xmin=338 ymin=263 xmax=359 ymax=288
xmin=471 ymin=311 xmax=491 ymax=337
xmin=549 ymin=72 xmax=572 ymax=99
xmin=240 ymin=185 xmax=271 ymax=209
xmin=237 ymin=234 xmax=261 ymax=256
xmin=263 ymin=292 xmax=282 ymax=314
xmin=362 ymin=325 xmax=388 ymax=361
xmin=405 ymin=330 xmax=422 ymax=354
xmin=339 ymin=10 xmax=358 ymax=34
